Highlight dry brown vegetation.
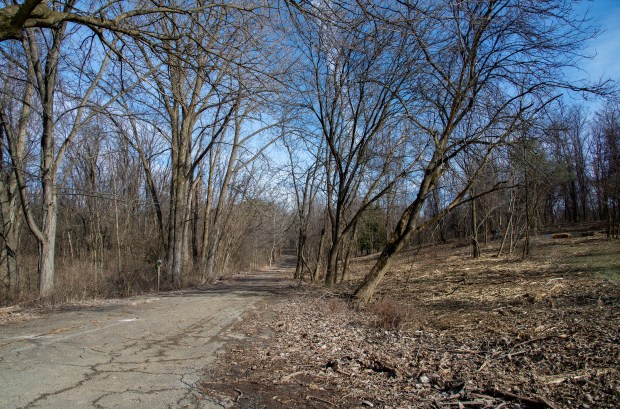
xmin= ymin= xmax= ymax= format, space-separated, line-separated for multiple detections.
xmin=201 ymin=235 xmax=620 ymax=408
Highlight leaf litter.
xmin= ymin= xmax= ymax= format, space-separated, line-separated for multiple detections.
xmin=201 ymin=236 xmax=619 ymax=408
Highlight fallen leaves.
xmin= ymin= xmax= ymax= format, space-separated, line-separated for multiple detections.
xmin=201 ymin=237 xmax=620 ymax=408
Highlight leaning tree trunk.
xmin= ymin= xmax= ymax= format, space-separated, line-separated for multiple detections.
xmin=353 ymin=230 xmax=411 ymax=306
xmin=353 ymin=196 xmax=426 ymax=305
xmin=353 ymin=155 xmax=446 ymax=305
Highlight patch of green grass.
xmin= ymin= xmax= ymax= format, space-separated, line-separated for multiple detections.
xmin=568 ymin=241 xmax=620 ymax=282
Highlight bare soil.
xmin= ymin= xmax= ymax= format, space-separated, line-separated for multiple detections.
xmin=200 ymin=235 xmax=620 ymax=408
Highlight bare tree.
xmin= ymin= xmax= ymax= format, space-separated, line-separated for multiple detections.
xmin=288 ymin=1 xmax=415 ymax=286
xmin=0 ymin=6 xmax=123 ymax=296
xmin=283 ymin=129 xmax=324 ymax=280
xmin=0 ymin=0 xmax=257 ymax=42
xmin=592 ymin=102 xmax=620 ymax=237
xmin=353 ymin=0 xmax=603 ymax=305
xmin=200 ymin=96 xmax=282 ymax=281
xmin=123 ymin=5 xmax=251 ymax=286
xmin=0 ymin=39 xmax=31 ymax=299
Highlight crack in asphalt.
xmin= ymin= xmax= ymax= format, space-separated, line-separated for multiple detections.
xmin=13 ymin=330 xmax=223 ymax=409
xmin=91 ymin=387 xmax=184 ymax=409
xmin=18 ymin=362 xmax=100 ymax=409
xmin=0 ymin=295 xmax=262 ymax=408
xmin=0 ymin=262 xmax=293 ymax=408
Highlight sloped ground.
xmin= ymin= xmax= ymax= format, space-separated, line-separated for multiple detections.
xmin=201 ymin=236 xmax=620 ymax=408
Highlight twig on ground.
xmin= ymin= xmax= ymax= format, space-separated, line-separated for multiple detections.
xmin=306 ymin=395 xmax=337 ymax=407
xmin=233 ymin=388 xmax=243 ymax=402
xmin=482 ymin=387 xmax=557 ymax=409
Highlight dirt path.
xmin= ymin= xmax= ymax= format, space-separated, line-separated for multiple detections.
xmin=0 ymin=258 xmax=295 ymax=409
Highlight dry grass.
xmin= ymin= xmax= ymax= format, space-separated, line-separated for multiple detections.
xmin=1 ymin=255 xmax=163 ymax=307
xmin=343 ymin=235 xmax=619 ymax=332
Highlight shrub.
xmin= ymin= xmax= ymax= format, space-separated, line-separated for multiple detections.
xmin=369 ymin=299 xmax=410 ymax=330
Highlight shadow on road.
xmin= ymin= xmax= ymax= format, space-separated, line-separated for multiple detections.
xmin=23 ymin=256 xmax=298 ymax=317
xmin=162 ymin=255 xmax=298 ymax=298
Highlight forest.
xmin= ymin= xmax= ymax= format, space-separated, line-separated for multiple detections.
xmin=0 ymin=0 xmax=618 ymax=306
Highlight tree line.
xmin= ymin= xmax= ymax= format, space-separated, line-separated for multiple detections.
xmin=0 ymin=0 xmax=617 ymax=305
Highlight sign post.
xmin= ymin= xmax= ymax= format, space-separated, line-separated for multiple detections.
xmin=156 ymin=260 xmax=162 ymax=292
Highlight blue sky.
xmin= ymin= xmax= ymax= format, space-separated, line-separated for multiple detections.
xmin=575 ymin=0 xmax=620 ymax=85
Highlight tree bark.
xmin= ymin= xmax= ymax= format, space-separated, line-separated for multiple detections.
xmin=340 ymin=221 xmax=357 ymax=283
xmin=0 ymin=57 xmax=30 ymax=298
xmin=353 ymin=225 xmax=411 ymax=306
xmin=38 ymin=201 xmax=57 ymax=297
xmin=471 ymin=196 xmax=480 ymax=258
xmin=324 ymin=228 xmax=341 ymax=287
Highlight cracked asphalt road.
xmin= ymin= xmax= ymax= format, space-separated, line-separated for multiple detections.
xmin=0 ymin=263 xmax=292 ymax=409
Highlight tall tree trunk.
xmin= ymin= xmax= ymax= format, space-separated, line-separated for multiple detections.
xmin=471 ymin=196 xmax=480 ymax=258
xmin=341 ymin=221 xmax=357 ymax=283
xmin=0 ymin=193 xmax=21 ymax=299
xmin=199 ymin=153 xmax=215 ymax=282
xmin=14 ymin=16 xmax=108 ymax=298
xmin=167 ymin=102 xmax=197 ymax=286
xmin=192 ymin=176 xmax=201 ymax=261
xmin=522 ymin=169 xmax=531 ymax=258
xmin=39 ymin=201 xmax=57 ymax=297
xmin=0 ymin=157 xmax=22 ymax=300
xmin=35 ymin=98 xmax=59 ymax=297
xmin=312 ymin=225 xmax=327 ymax=283
xmin=324 ymin=202 xmax=342 ymax=286
xmin=0 ymin=62 xmax=30 ymax=299
xmin=169 ymin=170 xmax=190 ymax=287
xmin=294 ymin=229 xmax=306 ymax=280
xmin=325 ymin=239 xmax=340 ymax=287
xmin=204 ymin=121 xmax=240 ymax=278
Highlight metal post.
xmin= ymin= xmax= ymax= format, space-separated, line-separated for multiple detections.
xmin=156 ymin=260 xmax=162 ymax=292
